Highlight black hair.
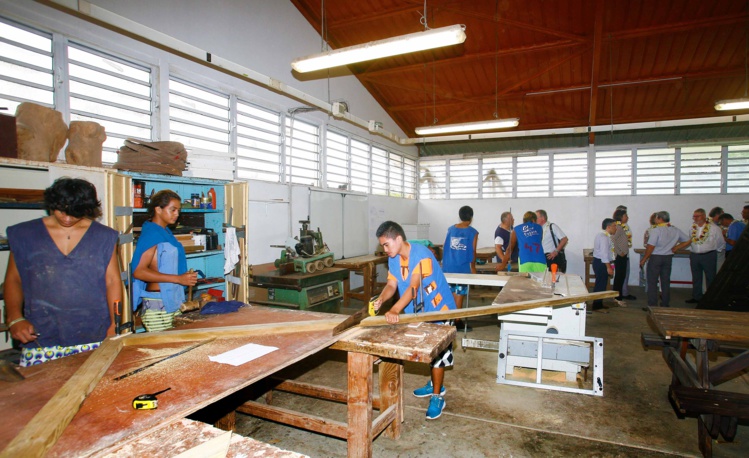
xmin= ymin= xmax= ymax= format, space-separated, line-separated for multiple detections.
xmin=613 ymin=209 xmax=627 ymax=222
xmin=376 ymin=221 xmax=406 ymax=241
xmin=708 ymin=207 xmax=724 ymax=218
xmin=459 ymin=206 xmax=473 ymax=222
xmin=44 ymin=177 xmax=102 ymax=218
xmin=720 ymin=213 xmax=734 ymax=221
xmin=147 ymin=189 xmax=181 ymax=218
xmin=602 ymin=218 xmax=615 ymax=230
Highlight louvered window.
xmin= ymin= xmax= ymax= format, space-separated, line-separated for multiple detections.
xmin=595 ymin=149 xmax=632 ymax=196
xmin=236 ymin=100 xmax=282 ymax=182
xmin=169 ymin=78 xmax=229 ymax=154
xmin=284 ymin=116 xmax=320 ymax=186
xmin=636 ymin=147 xmax=675 ymax=195
xmin=0 ymin=20 xmax=53 ymax=113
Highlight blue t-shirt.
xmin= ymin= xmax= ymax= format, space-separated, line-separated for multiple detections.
xmin=514 ymin=222 xmax=546 ymax=265
xmin=726 ymin=221 xmax=746 ymax=252
xmin=442 ymin=224 xmax=478 ymax=274
xmin=387 ymin=243 xmax=456 ymax=315
xmin=8 ymin=218 xmax=118 ymax=348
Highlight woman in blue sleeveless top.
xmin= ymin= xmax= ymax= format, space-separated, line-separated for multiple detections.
xmin=5 ymin=178 xmax=121 ymax=366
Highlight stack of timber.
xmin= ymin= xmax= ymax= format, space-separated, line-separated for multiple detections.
xmin=113 ymin=139 xmax=187 ymax=176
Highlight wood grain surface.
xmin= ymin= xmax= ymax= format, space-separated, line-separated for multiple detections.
xmin=0 ymin=306 xmax=354 ymax=457
xmin=649 ymin=307 xmax=749 ymax=343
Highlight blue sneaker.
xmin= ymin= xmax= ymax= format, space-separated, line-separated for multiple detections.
xmin=413 ymin=380 xmax=446 ymax=398
xmin=426 ymin=395 xmax=446 ymax=420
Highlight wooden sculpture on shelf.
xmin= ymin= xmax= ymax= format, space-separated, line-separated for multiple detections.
xmin=15 ymin=102 xmax=68 ymax=163
xmin=65 ymin=120 xmax=106 ymax=167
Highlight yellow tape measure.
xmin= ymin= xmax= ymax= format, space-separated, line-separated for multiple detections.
xmin=132 ymin=387 xmax=171 ymax=410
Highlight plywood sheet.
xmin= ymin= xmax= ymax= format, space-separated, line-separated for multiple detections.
xmin=0 ymin=306 xmax=347 ymax=457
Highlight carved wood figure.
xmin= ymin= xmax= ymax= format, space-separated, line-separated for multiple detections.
xmin=65 ymin=121 xmax=106 ymax=167
xmin=15 ymin=102 xmax=68 ymax=163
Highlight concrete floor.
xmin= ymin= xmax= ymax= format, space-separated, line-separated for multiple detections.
xmin=234 ymin=286 xmax=749 ymax=457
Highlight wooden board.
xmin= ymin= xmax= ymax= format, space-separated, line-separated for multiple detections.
xmin=102 ymin=418 xmax=307 ymax=458
xmin=649 ymin=307 xmax=749 ymax=344
xmin=0 ymin=307 xmax=351 ymax=457
xmin=334 ymin=254 xmax=387 ymax=269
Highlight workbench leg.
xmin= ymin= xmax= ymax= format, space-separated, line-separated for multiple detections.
xmin=363 ymin=264 xmax=373 ymax=304
xmin=378 ymin=359 xmax=403 ymax=439
xmin=343 ymin=277 xmax=351 ymax=308
xmin=348 ymin=352 xmax=374 ymax=458
xmin=698 ymin=415 xmax=713 ymax=458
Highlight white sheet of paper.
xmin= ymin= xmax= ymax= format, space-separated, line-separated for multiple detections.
xmin=209 ymin=343 xmax=278 ymax=366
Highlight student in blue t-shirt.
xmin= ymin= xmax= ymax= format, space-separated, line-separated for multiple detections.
xmin=498 ymin=211 xmax=547 ymax=272
xmin=441 ymin=206 xmax=478 ymax=330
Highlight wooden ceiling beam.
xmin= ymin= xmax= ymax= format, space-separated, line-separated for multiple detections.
xmin=588 ymin=0 xmax=605 ymax=127
xmin=432 ymin=5 xmax=589 ymax=43
xmin=358 ymin=39 xmax=580 ymax=79
xmin=610 ymin=13 xmax=748 ymax=41
xmin=327 ymin=5 xmax=423 ymax=31
xmin=497 ymin=47 xmax=589 ymax=97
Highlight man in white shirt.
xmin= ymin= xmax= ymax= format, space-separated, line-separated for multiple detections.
xmin=535 ymin=209 xmax=568 ymax=273
xmin=674 ymin=208 xmax=726 ymax=303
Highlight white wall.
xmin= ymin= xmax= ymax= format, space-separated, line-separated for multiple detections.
xmin=1 ymin=0 xmax=418 ymax=266
xmin=420 ymin=194 xmax=747 ymax=287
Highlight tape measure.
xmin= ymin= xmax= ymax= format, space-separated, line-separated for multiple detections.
xmin=132 ymin=387 xmax=171 ymax=410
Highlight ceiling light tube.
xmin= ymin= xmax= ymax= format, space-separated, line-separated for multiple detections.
xmin=715 ymin=98 xmax=749 ymax=111
xmin=291 ymin=24 xmax=466 ymax=73
xmin=415 ymin=118 xmax=519 ymax=136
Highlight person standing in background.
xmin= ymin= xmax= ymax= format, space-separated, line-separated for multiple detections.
xmin=592 ymin=218 xmax=617 ymax=311
xmin=673 ymin=208 xmax=725 ymax=304
xmin=639 ymin=211 xmax=689 ymax=308
xmin=498 ymin=211 xmax=546 ymax=273
xmin=613 ymin=205 xmax=636 ymax=300
xmin=611 ymin=209 xmax=631 ymax=305
xmin=442 ymin=206 xmax=478 ymax=330
xmin=723 ymin=210 xmax=747 ymax=259
xmin=494 ymin=211 xmax=518 ymax=267
xmin=536 ymin=209 xmax=569 ymax=273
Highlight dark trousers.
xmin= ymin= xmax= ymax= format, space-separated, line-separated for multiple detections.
xmin=647 ymin=254 xmax=673 ymax=307
xmin=592 ymin=257 xmax=609 ymax=308
xmin=546 ymin=251 xmax=567 ymax=273
xmin=613 ymin=255 xmax=628 ymax=298
xmin=689 ymin=250 xmax=717 ymax=300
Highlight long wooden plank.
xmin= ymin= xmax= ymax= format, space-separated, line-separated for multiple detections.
xmin=123 ymin=317 xmax=344 ymax=346
xmin=0 ymin=338 xmax=123 ymax=458
xmin=359 ymin=290 xmax=618 ymax=327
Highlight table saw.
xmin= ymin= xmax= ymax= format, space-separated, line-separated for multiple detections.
xmin=248 ymin=267 xmax=349 ymax=313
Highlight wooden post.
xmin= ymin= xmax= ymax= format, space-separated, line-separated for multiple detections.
xmin=347 ymin=352 xmax=374 ymax=458
xmin=378 ymin=360 xmax=403 ymax=439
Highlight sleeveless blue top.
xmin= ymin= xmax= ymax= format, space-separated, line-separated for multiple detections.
xmin=513 ymin=222 xmax=546 ymax=265
xmin=8 ymin=218 xmax=118 ymax=348
xmin=442 ymin=225 xmax=478 ymax=274
xmin=387 ymin=243 xmax=456 ymax=314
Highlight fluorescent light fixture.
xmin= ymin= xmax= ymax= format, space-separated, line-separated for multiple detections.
xmin=291 ymin=24 xmax=466 ymax=73
xmin=715 ymin=98 xmax=749 ymax=111
xmin=415 ymin=118 xmax=519 ymax=136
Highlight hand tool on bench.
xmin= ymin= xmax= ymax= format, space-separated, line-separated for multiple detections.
xmin=113 ymin=338 xmax=215 ymax=381
xmin=180 ymin=269 xmax=201 ymax=313
xmin=132 ymin=387 xmax=171 ymax=410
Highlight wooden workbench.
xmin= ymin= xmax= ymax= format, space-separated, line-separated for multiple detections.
xmin=334 ymin=254 xmax=388 ymax=307
xmin=0 ymin=306 xmax=453 ymax=458
xmin=239 ymin=322 xmax=455 ymax=458
xmin=649 ymin=307 xmax=749 ymax=457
